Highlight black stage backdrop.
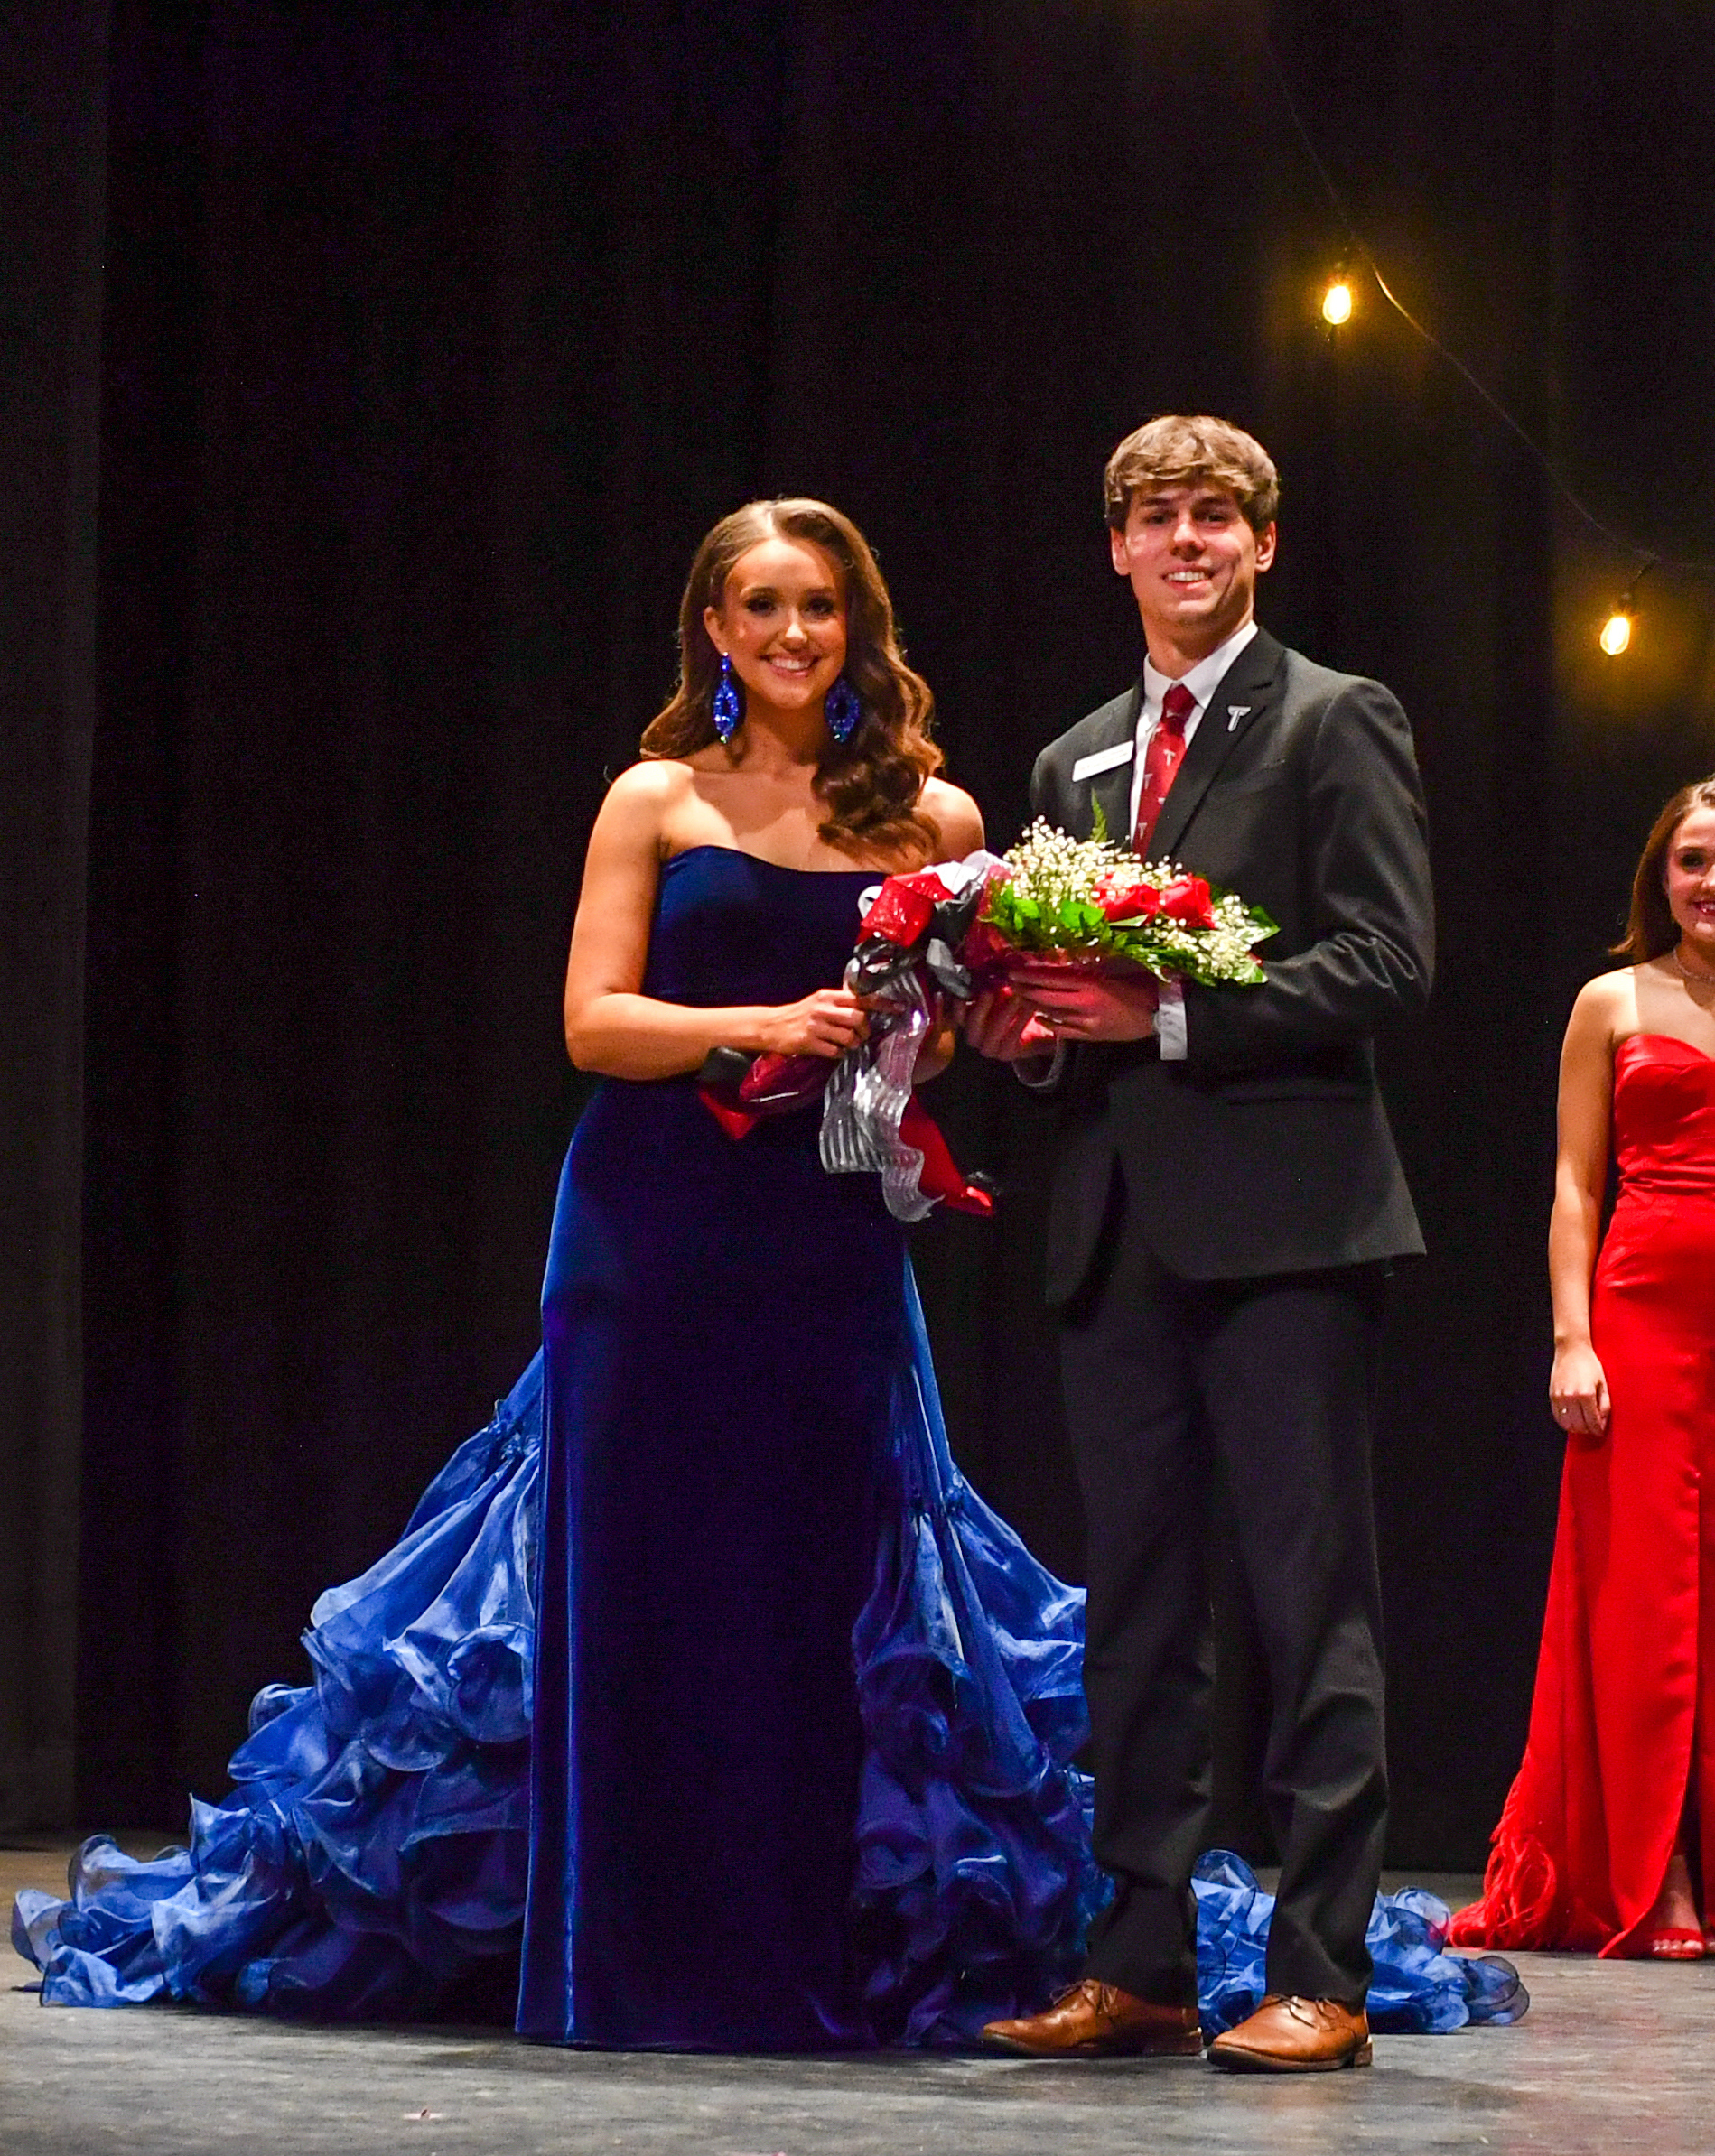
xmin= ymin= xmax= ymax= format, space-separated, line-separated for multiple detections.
xmin=0 ymin=0 xmax=109 ymax=1832
xmin=9 ymin=0 xmax=1711 ymax=1864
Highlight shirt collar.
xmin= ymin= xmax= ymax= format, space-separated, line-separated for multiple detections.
xmin=1142 ymin=617 xmax=1260 ymax=716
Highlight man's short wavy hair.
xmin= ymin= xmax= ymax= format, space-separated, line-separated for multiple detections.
xmin=1104 ymin=414 xmax=1281 ymax=535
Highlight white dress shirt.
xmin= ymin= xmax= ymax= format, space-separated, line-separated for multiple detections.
xmin=1129 ymin=618 xmax=1260 ymax=1060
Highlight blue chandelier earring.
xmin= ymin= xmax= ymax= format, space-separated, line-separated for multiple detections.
xmin=712 ymin=654 xmax=743 ymax=743
xmin=825 ymin=675 xmax=862 ymax=744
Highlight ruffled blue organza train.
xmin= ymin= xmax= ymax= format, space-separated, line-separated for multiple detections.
xmin=13 ymin=1281 xmax=1524 ymax=2041
xmin=14 ymin=1357 xmax=545 ymax=2020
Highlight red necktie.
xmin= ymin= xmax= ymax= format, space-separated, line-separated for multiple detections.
xmin=1132 ymin=682 xmax=1196 ymax=856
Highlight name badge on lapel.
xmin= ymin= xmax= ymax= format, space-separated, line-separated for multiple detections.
xmin=1071 ymin=740 xmax=1134 ymax=782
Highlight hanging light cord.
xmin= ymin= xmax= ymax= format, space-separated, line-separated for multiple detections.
xmin=1263 ymin=38 xmax=1715 ymax=580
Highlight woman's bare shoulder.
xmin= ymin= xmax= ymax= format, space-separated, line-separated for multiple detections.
xmin=1566 ymin=966 xmax=1644 ymax=1045
xmin=584 ymin=758 xmax=698 ymax=861
xmin=920 ymin=776 xmax=984 ymax=856
xmin=603 ymin=757 xmax=698 ymax=807
xmin=1574 ymin=964 xmax=1639 ymax=1011
xmin=601 ymin=757 xmax=700 ymax=821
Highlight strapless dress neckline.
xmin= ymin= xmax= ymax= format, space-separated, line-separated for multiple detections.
xmin=1616 ymin=1032 xmax=1715 ymax=1067
xmin=663 ymin=843 xmax=882 ymax=880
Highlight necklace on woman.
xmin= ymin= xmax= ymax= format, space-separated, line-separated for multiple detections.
xmin=1672 ymin=943 xmax=1715 ymax=989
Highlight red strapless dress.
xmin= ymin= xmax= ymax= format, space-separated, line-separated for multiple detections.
xmin=1451 ymin=1034 xmax=1715 ymax=1956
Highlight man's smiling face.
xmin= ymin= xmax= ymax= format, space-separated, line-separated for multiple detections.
xmin=1110 ymin=481 xmax=1276 ymax=663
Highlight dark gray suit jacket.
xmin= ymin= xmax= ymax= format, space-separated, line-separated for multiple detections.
xmin=1030 ymin=627 xmax=1433 ymax=1300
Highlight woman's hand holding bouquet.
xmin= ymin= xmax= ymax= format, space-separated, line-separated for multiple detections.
xmin=752 ymin=987 xmax=870 ymax=1060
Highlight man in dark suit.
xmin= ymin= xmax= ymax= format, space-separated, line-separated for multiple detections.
xmin=971 ymin=415 xmax=1432 ymax=2072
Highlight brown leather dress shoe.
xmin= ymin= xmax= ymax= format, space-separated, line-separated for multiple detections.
xmin=982 ymin=1980 xmax=1203 ymax=2058
xmin=1207 ymin=1993 xmax=1372 ymax=2072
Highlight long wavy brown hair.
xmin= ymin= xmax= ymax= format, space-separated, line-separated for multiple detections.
xmin=639 ymin=498 xmax=943 ymax=860
xmin=1613 ymin=776 xmax=1715 ymax=960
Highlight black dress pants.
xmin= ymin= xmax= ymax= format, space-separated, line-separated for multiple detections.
xmin=1059 ymin=1179 xmax=1388 ymax=2010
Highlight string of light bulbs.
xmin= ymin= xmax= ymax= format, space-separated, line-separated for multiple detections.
xmin=1265 ymin=40 xmax=1715 ymax=658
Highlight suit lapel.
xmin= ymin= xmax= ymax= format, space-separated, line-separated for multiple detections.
xmin=1148 ymin=629 xmax=1284 ymax=863
xmin=1083 ymin=681 xmax=1142 ymax=843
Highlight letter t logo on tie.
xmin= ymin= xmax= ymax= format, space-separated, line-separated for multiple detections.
xmin=1132 ymin=682 xmax=1196 ymax=856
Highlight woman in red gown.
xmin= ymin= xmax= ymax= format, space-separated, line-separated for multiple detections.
xmin=1453 ymin=777 xmax=1715 ymax=1959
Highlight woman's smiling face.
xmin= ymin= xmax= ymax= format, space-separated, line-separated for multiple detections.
xmin=1665 ymin=804 xmax=1715 ymax=948
xmin=704 ymin=534 xmax=848 ymax=722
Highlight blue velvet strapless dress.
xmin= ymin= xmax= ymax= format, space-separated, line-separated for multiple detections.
xmin=14 ymin=847 xmax=1524 ymax=2045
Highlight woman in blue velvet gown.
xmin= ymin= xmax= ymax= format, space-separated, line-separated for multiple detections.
xmin=517 ymin=496 xmax=1077 ymax=2047
xmin=14 ymin=499 xmax=1524 ymax=2049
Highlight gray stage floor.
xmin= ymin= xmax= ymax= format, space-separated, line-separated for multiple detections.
xmin=5 ymin=1845 xmax=1712 ymax=2155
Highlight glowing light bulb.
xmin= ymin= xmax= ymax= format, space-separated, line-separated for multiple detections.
xmin=1599 ymin=610 xmax=1632 ymax=656
xmin=1321 ymin=280 xmax=1354 ymax=327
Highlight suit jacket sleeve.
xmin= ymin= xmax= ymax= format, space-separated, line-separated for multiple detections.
xmin=1180 ymin=678 xmax=1433 ymax=1071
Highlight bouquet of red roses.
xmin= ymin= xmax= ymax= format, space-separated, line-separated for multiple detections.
xmin=965 ymin=818 xmax=1276 ymax=989
xmin=700 ymin=825 xmax=1275 ymax=1222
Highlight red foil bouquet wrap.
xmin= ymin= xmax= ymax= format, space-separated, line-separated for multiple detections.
xmin=698 ymin=852 xmax=1004 ymax=1222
